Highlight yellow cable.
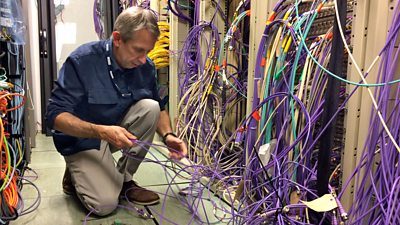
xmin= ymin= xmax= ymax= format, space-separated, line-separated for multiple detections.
xmin=16 ymin=139 xmax=23 ymax=166
xmin=148 ymin=22 xmax=170 ymax=69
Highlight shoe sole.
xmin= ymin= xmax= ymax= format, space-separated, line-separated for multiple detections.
xmin=131 ymin=199 xmax=160 ymax=206
xmin=119 ymin=196 xmax=160 ymax=206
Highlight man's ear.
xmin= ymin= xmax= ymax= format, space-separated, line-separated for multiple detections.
xmin=112 ymin=31 xmax=121 ymax=47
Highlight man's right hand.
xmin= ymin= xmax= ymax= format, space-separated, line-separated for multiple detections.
xmin=93 ymin=125 xmax=137 ymax=149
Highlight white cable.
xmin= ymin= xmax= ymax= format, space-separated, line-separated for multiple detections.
xmin=334 ymin=0 xmax=400 ymax=152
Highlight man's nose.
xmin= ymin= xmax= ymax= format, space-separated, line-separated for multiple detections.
xmin=138 ymin=54 xmax=147 ymax=65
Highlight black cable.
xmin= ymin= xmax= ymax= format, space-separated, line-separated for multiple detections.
xmin=252 ymin=145 xmax=284 ymax=224
xmin=317 ymin=0 xmax=347 ymax=197
xmin=316 ymin=0 xmax=347 ymax=224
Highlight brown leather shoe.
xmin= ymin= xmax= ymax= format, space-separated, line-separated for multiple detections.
xmin=62 ymin=168 xmax=75 ymax=195
xmin=120 ymin=181 xmax=160 ymax=205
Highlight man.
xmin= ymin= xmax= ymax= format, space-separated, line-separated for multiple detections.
xmin=45 ymin=7 xmax=187 ymax=216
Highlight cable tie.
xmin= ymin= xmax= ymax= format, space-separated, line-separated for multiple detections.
xmin=232 ymin=25 xmax=237 ymax=33
xmin=326 ymin=32 xmax=333 ymax=40
xmin=246 ymin=10 xmax=250 ymax=16
xmin=266 ymin=11 xmax=276 ymax=25
xmin=268 ymin=11 xmax=276 ymax=21
xmin=252 ymin=111 xmax=261 ymax=121
xmin=261 ymin=58 xmax=267 ymax=67
xmin=215 ymin=65 xmax=220 ymax=72
xmin=317 ymin=3 xmax=324 ymax=13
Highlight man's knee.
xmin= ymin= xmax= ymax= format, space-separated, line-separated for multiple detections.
xmin=135 ymin=99 xmax=160 ymax=120
xmin=119 ymin=99 xmax=160 ymax=139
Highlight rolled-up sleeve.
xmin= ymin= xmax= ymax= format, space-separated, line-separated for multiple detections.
xmin=45 ymin=56 xmax=85 ymax=129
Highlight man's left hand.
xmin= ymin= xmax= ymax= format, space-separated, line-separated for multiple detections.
xmin=164 ymin=135 xmax=187 ymax=160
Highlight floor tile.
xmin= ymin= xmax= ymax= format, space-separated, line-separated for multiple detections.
xmin=33 ymin=134 xmax=57 ymax=151
xmin=10 ymin=195 xmax=83 ymax=225
xmin=81 ymin=203 xmax=156 ymax=225
xmin=12 ymin=195 xmax=156 ymax=225
xmin=21 ymin=167 xmax=65 ymax=199
xmin=27 ymin=150 xmax=65 ymax=169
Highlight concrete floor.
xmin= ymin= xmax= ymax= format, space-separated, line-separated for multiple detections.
xmin=12 ymin=134 xmax=229 ymax=225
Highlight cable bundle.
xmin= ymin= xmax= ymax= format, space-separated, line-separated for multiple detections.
xmin=0 ymin=0 xmax=26 ymax=45
xmin=166 ymin=0 xmax=400 ymax=224
xmin=340 ymin=1 xmax=400 ymax=224
xmin=0 ymin=91 xmax=25 ymax=223
xmin=173 ymin=0 xmax=350 ymax=223
xmin=93 ymin=0 xmax=106 ymax=40
xmin=148 ymin=21 xmax=170 ymax=69
xmin=0 ymin=42 xmax=40 ymax=224
xmin=176 ymin=21 xmax=222 ymax=164
xmin=175 ymin=0 xmax=252 ymax=174
xmin=233 ymin=1 xmax=357 ymax=224
xmin=168 ymin=0 xmax=194 ymax=24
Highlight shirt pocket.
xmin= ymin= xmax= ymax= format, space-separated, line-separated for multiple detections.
xmin=88 ymin=88 xmax=119 ymax=105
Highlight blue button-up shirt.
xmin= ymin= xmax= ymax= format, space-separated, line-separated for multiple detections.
xmin=46 ymin=39 xmax=165 ymax=156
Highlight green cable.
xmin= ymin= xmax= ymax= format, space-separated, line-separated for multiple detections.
xmin=261 ymin=56 xmax=274 ymax=144
xmin=216 ymin=10 xmax=249 ymax=98
xmin=215 ymin=71 xmax=247 ymax=98
xmin=267 ymin=41 xmax=290 ymax=144
xmin=0 ymin=136 xmax=12 ymax=192
xmin=288 ymin=3 xmax=320 ymax=182
xmin=294 ymin=1 xmax=400 ymax=87
xmin=274 ymin=52 xmax=288 ymax=80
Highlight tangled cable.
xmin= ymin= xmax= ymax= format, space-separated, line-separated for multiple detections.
xmin=148 ymin=21 xmax=170 ymax=69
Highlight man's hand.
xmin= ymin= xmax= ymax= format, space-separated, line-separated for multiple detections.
xmin=94 ymin=125 xmax=136 ymax=149
xmin=164 ymin=135 xmax=187 ymax=160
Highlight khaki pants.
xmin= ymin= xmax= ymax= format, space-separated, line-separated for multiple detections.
xmin=64 ymin=99 xmax=160 ymax=216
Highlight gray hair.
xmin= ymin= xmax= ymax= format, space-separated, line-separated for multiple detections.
xmin=113 ymin=7 xmax=160 ymax=42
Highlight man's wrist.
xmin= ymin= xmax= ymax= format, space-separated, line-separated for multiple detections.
xmin=162 ymin=132 xmax=177 ymax=144
xmin=90 ymin=123 xmax=101 ymax=139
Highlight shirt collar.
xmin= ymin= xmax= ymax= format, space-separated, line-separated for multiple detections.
xmin=106 ymin=39 xmax=123 ymax=73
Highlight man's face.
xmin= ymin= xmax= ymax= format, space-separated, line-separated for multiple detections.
xmin=112 ymin=29 xmax=157 ymax=69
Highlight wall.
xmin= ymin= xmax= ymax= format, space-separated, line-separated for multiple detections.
xmin=54 ymin=0 xmax=99 ymax=71
xmin=25 ymin=0 xmax=98 ymax=132
xmin=23 ymin=0 xmax=40 ymax=141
